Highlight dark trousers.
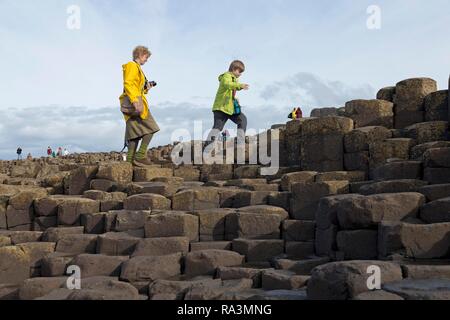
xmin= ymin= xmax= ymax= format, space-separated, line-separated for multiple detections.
xmin=207 ymin=111 xmax=247 ymax=143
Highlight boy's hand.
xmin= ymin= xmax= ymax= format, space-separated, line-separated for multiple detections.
xmin=241 ymin=84 xmax=249 ymax=90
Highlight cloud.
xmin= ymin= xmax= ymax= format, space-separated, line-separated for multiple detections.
xmin=0 ymin=105 xmax=124 ymax=160
xmin=1 ymin=1 xmax=449 ymax=159
xmin=0 ymin=103 xmax=210 ymax=160
xmin=0 ymin=99 xmax=293 ymax=160
xmin=0 ymin=69 xmax=380 ymax=160
xmin=260 ymin=72 xmax=375 ymax=115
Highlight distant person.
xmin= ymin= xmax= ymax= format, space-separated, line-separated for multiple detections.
xmin=57 ymin=147 xmax=63 ymax=157
xmin=16 ymin=147 xmax=23 ymax=160
xmin=222 ymin=130 xmax=230 ymax=142
xmin=52 ymin=151 xmax=56 ymax=158
xmin=119 ymin=45 xmax=160 ymax=167
xmin=288 ymin=107 xmax=303 ymax=120
xmin=47 ymin=146 xmax=52 ymax=157
xmin=63 ymin=148 xmax=69 ymax=157
xmin=206 ymin=60 xmax=249 ymax=146
xmin=26 ymin=153 xmax=32 ymax=161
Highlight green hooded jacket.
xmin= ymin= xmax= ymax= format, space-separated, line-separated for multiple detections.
xmin=212 ymin=72 xmax=243 ymax=115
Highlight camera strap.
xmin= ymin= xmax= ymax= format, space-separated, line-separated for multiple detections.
xmin=135 ymin=62 xmax=148 ymax=93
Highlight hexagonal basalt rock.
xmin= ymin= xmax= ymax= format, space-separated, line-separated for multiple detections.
xmin=307 ymin=261 xmax=403 ymax=300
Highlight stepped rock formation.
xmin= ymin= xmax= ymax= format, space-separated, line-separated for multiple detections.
xmin=1 ymin=76 xmax=450 ymax=300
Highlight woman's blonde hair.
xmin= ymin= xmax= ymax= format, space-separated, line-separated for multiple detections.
xmin=229 ymin=60 xmax=245 ymax=72
xmin=133 ymin=46 xmax=152 ymax=60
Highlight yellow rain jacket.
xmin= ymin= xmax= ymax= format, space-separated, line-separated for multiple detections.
xmin=119 ymin=61 xmax=149 ymax=121
xmin=212 ymin=72 xmax=244 ymax=116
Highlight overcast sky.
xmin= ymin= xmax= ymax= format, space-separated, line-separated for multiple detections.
xmin=0 ymin=0 xmax=449 ymax=159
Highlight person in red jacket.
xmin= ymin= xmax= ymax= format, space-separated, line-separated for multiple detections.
xmin=288 ymin=107 xmax=303 ymax=120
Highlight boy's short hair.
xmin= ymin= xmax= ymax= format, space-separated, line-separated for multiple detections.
xmin=229 ymin=60 xmax=245 ymax=72
xmin=133 ymin=46 xmax=152 ymax=60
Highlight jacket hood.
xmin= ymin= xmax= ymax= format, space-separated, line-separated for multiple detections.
xmin=218 ymin=72 xmax=234 ymax=81
xmin=123 ymin=61 xmax=139 ymax=71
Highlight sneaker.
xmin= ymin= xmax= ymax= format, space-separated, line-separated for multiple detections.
xmin=133 ymin=157 xmax=153 ymax=167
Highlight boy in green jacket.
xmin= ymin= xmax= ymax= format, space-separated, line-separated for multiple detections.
xmin=206 ymin=60 xmax=250 ymax=145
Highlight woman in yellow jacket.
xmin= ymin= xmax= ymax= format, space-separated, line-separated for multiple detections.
xmin=120 ymin=46 xmax=160 ymax=166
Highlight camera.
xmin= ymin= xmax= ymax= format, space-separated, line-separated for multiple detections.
xmin=144 ymin=81 xmax=157 ymax=91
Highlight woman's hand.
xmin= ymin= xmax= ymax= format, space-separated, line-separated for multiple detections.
xmin=145 ymin=81 xmax=156 ymax=91
xmin=241 ymin=84 xmax=250 ymax=90
xmin=133 ymin=100 xmax=144 ymax=114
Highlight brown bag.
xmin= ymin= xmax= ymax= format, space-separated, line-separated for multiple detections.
xmin=121 ymin=62 xmax=147 ymax=116
xmin=121 ymin=95 xmax=143 ymax=116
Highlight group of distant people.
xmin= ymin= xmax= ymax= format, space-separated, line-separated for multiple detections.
xmin=47 ymin=146 xmax=69 ymax=158
xmin=14 ymin=146 xmax=70 ymax=161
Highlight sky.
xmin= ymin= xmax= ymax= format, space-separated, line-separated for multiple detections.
xmin=0 ymin=0 xmax=449 ymax=159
